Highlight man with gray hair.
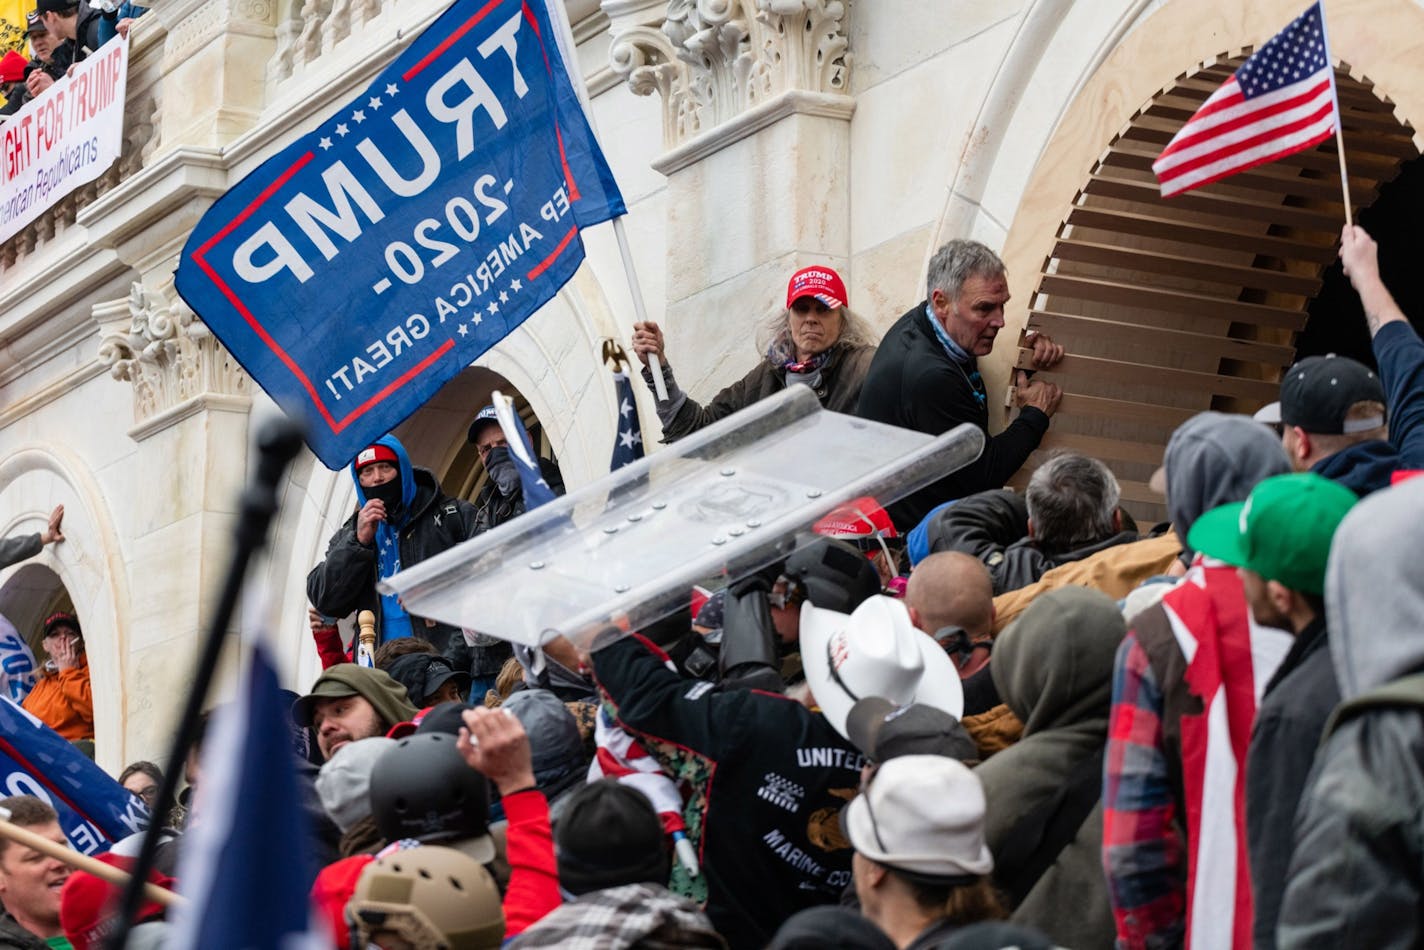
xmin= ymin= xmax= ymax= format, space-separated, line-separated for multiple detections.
xmin=923 ymin=454 xmax=1137 ymax=595
xmin=858 ymin=239 xmax=1064 ymax=531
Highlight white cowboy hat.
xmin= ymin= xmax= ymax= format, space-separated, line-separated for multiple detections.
xmin=800 ymin=595 xmax=964 ymax=741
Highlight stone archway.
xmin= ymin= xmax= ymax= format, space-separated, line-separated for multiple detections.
xmin=0 ymin=446 xmax=131 ymax=772
xmin=0 ymin=563 xmax=74 ymax=658
xmin=987 ymin=0 xmax=1424 ymax=520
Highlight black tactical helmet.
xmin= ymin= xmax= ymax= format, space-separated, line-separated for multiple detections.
xmin=781 ymin=535 xmax=882 ymax=614
xmin=368 ymin=733 xmax=494 ymax=858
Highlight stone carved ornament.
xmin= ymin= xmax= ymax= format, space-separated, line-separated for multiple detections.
xmin=97 ymin=282 xmax=250 ymax=423
xmin=609 ymin=0 xmax=849 ymax=148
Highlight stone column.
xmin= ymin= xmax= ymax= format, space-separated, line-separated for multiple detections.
xmin=149 ymin=0 xmax=279 ymax=149
xmin=605 ymin=0 xmax=854 ymax=395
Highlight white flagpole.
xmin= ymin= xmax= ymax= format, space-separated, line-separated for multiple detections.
xmin=1318 ymin=1 xmax=1353 ymax=227
xmin=543 ymin=0 xmax=670 ymax=402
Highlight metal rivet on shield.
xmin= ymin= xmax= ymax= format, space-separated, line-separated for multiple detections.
xmin=746 ymin=519 xmax=761 ymax=528
xmin=711 ymin=536 xmax=727 ymax=545
xmin=806 ymin=489 xmax=822 ymax=499
xmin=728 ymin=527 xmax=744 ymax=537
xmin=614 ymin=584 xmax=630 ymax=593
xmin=603 ymin=526 xmax=619 ymax=534
xmin=720 ymin=468 xmax=736 ymax=477
xmin=652 ymin=501 xmax=667 ymax=510
xmin=627 ymin=513 xmax=643 ymax=523
xmin=529 ymin=561 xmax=545 ymax=570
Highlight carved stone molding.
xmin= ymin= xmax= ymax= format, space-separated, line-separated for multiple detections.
xmin=95 ymin=282 xmax=250 ymax=428
xmin=607 ymin=0 xmax=850 ymax=150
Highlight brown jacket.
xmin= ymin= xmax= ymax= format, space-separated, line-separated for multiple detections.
xmin=991 ymin=532 xmax=1182 ymax=635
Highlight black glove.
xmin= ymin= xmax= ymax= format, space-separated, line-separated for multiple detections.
xmin=484 ymin=446 xmax=520 ymax=497
xmin=718 ymin=577 xmax=783 ymax=693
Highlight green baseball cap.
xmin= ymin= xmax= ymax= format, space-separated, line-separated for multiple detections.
xmin=1187 ymin=472 xmax=1357 ymax=595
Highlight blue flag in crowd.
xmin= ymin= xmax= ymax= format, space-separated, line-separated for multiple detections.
xmin=610 ymin=370 xmax=644 ymax=471
xmin=169 ymin=642 xmax=326 ymax=948
xmin=0 ymin=699 xmax=149 ymax=853
xmin=493 ymin=393 xmax=558 ymax=509
xmin=0 ymin=615 xmax=38 ymax=703
xmin=175 ymin=0 xmax=625 ymax=469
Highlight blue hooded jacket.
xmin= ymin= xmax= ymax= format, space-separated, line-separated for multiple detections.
xmin=350 ymin=434 xmax=419 ymax=641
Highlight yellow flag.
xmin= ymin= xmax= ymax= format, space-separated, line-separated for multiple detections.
xmin=0 ymin=0 xmax=27 ymax=56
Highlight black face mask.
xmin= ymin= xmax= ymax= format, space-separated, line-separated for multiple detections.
xmin=364 ymin=474 xmax=404 ymax=510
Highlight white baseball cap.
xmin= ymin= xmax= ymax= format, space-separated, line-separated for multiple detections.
xmin=843 ymin=754 xmax=994 ymax=878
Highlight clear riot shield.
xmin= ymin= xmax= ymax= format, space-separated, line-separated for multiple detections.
xmin=379 ymin=386 xmax=984 ymax=648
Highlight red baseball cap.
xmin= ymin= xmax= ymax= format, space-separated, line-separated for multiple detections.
xmin=0 ymin=51 xmax=28 ymax=85
xmin=813 ymin=496 xmax=898 ymax=539
xmin=354 ymin=444 xmax=398 ymax=471
xmin=786 ymin=266 xmax=847 ymax=310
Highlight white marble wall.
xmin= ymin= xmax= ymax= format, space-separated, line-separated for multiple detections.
xmin=2 ymin=0 xmax=1420 ymax=769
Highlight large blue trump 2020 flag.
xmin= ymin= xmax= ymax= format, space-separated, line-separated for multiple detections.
xmin=176 ymin=0 xmax=624 ymax=468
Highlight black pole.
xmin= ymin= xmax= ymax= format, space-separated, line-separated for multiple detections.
xmin=107 ymin=416 xmax=305 ymax=949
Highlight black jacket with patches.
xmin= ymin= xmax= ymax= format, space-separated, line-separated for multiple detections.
xmin=856 ymin=303 xmax=1049 ymax=532
xmin=593 ymin=635 xmax=861 ymax=949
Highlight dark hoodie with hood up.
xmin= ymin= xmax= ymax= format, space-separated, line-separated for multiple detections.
xmin=305 ymin=435 xmax=493 ymax=669
xmin=1278 ymin=476 xmax=1424 ymax=949
xmin=976 ymin=586 xmax=1124 ymax=948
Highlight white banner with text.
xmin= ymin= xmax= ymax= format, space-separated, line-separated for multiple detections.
xmin=0 ymin=37 xmax=127 ymax=243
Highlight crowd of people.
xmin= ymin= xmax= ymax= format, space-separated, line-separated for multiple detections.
xmin=0 ymin=1 xmax=147 ymax=120
xmin=1 ymin=222 xmax=1422 ymax=950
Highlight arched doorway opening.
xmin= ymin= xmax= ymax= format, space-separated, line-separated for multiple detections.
xmin=1298 ymin=152 xmax=1424 ymax=364
xmin=390 ymin=364 xmax=561 ymax=506
xmin=1018 ymin=57 xmax=1418 ymax=521
xmin=0 ymin=563 xmax=76 ymax=663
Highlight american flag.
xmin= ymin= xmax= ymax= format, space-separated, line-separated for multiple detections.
xmin=609 ymin=369 xmax=645 ymax=471
xmin=1153 ymin=3 xmax=1338 ymax=197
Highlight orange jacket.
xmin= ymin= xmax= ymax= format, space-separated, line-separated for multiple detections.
xmin=22 ymin=655 xmax=93 ymax=741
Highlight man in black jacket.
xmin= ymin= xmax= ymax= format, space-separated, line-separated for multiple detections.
xmin=857 ymin=240 xmax=1064 ymax=531
xmin=306 ymin=435 xmax=486 ymax=666
xmin=925 ymin=453 xmax=1138 ymax=595
xmin=1185 ymin=472 xmax=1356 ymax=949
xmin=593 ymin=595 xmax=960 ymax=947
xmin=467 ymin=405 xmax=565 ymax=534
xmin=34 ymin=0 xmax=102 ymax=68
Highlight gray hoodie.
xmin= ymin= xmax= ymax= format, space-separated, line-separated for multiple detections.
xmin=1278 ymin=477 xmax=1424 ymax=948
xmin=1326 ymin=474 xmax=1424 ymax=700
xmin=1162 ymin=412 xmax=1291 ymax=554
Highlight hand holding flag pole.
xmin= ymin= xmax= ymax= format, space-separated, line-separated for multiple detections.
xmin=539 ymin=0 xmax=669 ymax=403
xmin=1153 ymin=2 xmax=1352 ymax=224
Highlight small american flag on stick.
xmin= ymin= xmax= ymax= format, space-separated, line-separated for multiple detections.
xmin=1154 ymin=3 xmax=1341 ymax=199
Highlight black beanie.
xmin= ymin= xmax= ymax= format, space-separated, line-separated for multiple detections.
xmin=554 ymin=780 xmax=671 ymax=895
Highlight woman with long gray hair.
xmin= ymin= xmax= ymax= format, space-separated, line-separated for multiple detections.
xmin=630 ymin=266 xmax=878 ymax=441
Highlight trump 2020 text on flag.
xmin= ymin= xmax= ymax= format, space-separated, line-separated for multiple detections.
xmin=1153 ymin=2 xmax=1338 ymax=198
xmin=175 ymin=0 xmax=624 ymax=469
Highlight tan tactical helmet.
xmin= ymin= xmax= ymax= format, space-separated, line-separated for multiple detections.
xmin=347 ymin=845 xmax=504 ymax=950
